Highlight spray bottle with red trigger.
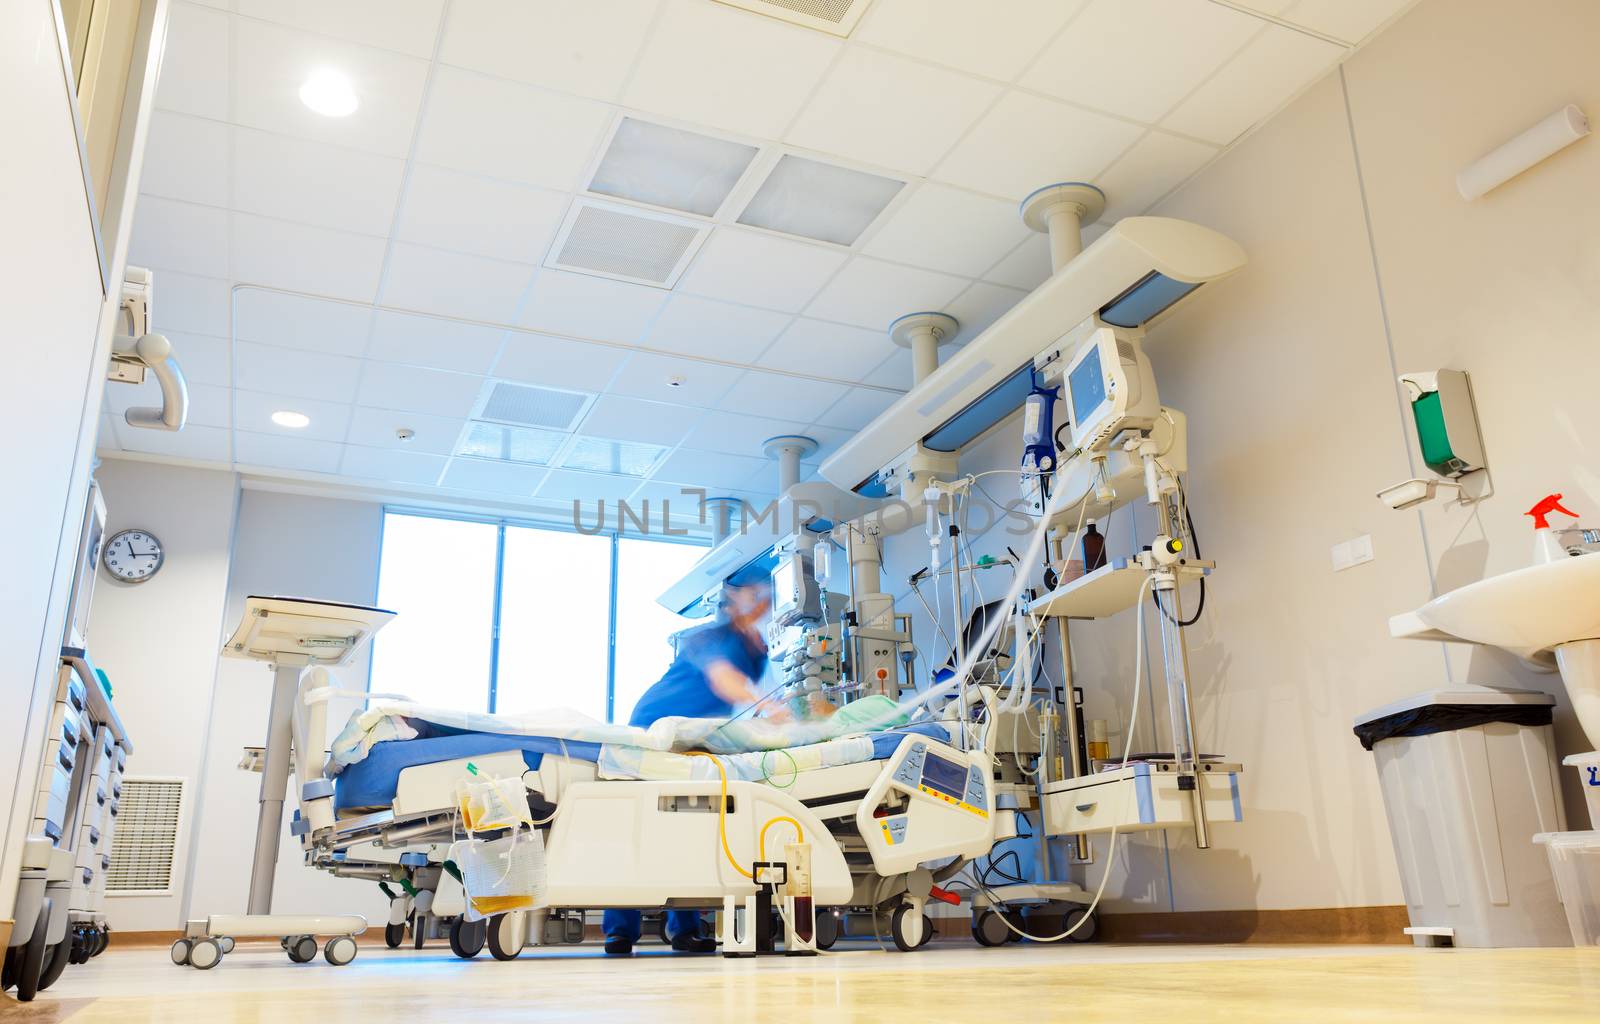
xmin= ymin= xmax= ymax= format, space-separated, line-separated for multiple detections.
xmin=1527 ymin=493 xmax=1580 ymax=565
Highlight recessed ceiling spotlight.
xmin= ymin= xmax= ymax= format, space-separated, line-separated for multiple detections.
xmin=299 ymin=69 xmax=359 ymax=118
xmin=666 ymin=375 xmax=685 ymax=389
xmin=271 ymin=410 xmax=311 ymax=428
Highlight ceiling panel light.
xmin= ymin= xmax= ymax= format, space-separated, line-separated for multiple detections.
xmin=559 ymin=436 xmax=668 ymax=478
xmin=738 ymin=154 xmax=904 ymax=246
xmin=546 ymin=199 xmax=708 ymax=288
xmin=271 ymin=410 xmax=311 ymax=428
xmin=299 ymin=69 xmax=359 ymax=118
xmin=458 ymin=421 xmax=567 ymax=466
xmin=590 ymin=118 xmax=759 ymax=217
xmin=712 ymin=0 xmax=874 ymax=38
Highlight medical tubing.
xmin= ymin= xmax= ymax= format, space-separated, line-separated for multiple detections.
xmin=758 ymin=816 xmax=804 ymax=862
xmin=682 ymin=751 xmax=754 ymax=880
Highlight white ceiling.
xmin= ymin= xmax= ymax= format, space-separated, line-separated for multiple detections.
xmin=104 ymin=0 xmax=1414 ymax=517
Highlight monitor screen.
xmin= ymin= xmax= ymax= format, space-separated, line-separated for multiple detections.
xmin=920 ymin=751 xmax=968 ymax=800
xmin=1067 ymin=344 xmax=1106 ymax=426
xmin=771 ymin=556 xmax=796 ymax=614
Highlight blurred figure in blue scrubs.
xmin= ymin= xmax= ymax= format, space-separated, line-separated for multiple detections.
xmin=604 ymin=577 xmax=781 ymax=956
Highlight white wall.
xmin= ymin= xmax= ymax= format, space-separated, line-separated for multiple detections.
xmin=90 ymin=459 xmax=238 ymax=930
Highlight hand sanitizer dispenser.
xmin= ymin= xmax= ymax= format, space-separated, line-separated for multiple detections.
xmin=1378 ymin=369 xmax=1492 ymax=510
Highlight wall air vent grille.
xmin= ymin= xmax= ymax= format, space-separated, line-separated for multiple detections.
xmin=105 ymin=777 xmax=183 ymax=896
xmin=480 ymin=382 xmax=592 ymax=431
xmin=547 ymin=200 xmax=707 ymax=288
xmin=713 ymin=0 xmax=871 ymax=35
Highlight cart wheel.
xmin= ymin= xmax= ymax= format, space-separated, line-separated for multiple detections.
xmin=36 ymin=942 xmax=70 ymax=991
xmin=448 ymin=916 xmax=486 ymax=959
xmin=217 ymin=936 xmax=236 ymax=955
xmin=95 ymin=925 xmax=111 ymax=957
xmin=413 ymin=913 xmax=427 ymax=950
xmin=889 ymin=905 xmax=924 ymax=952
xmin=1005 ymin=910 xmax=1026 ymax=942
xmin=384 ymin=922 xmax=405 ymax=949
xmin=487 ymin=913 xmax=525 ymax=961
xmin=324 ymin=936 xmax=358 ymax=966
xmin=916 ymin=914 xmax=934 ymax=948
xmin=188 ymin=938 xmax=223 ymax=970
xmin=655 ymin=914 xmax=670 ymax=944
xmin=287 ymin=935 xmax=318 ymax=963
xmin=1064 ymin=907 xmax=1097 ymax=943
xmin=971 ymin=910 xmax=1008 ymax=947
xmin=814 ymin=909 xmax=839 ymax=951
xmin=170 ymin=938 xmax=193 ymax=966
xmin=14 ymin=899 xmax=52 ymax=1002
xmin=3 ymin=945 xmax=19 ymax=991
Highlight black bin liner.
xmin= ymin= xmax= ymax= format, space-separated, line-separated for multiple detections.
xmin=1353 ymin=702 xmax=1553 ymax=751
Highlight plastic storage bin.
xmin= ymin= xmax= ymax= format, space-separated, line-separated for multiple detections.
xmin=1563 ymin=752 xmax=1600 ymax=829
xmin=1354 ymin=687 xmax=1569 ymax=947
xmin=1534 ymin=831 xmax=1600 ymax=946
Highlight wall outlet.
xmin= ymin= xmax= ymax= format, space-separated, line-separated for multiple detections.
xmin=1331 ymin=534 xmax=1375 ymax=572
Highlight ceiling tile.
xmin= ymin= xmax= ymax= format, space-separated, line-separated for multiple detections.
xmin=862 ymin=347 xmax=913 ymax=389
xmin=155 ymin=2 xmax=229 ymax=120
xmin=815 ymin=388 xmax=898 ymax=430
xmin=579 ymin=394 xmax=701 ymax=446
xmin=803 ymin=258 xmax=967 ymax=331
xmin=1098 ymin=131 xmax=1220 ymax=220
xmin=786 ymin=48 xmax=1001 ymax=177
xmin=234 ymin=288 xmax=373 ymax=356
xmin=115 ymin=422 xmax=232 ymax=463
xmin=235 ymin=0 xmax=447 ymax=59
xmin=942 ymin=281 xmax=1029 ymax=346
xmin=622 ymin=0 xmax=839 ymax=138
xmin=231 ymin=212 xmax=388 ymax=301
xmin=757 ymin=318 xmax=893 ymax=381
xmin=148 ymin=270 xmax=232 ymax=337
xmin=678 ymin=228 xmax=847 ymax=313
xmin=934 ymin=91 xmax=1145 ymax=201
xmin=231 ymin=17 xmax=431 ymax=158
xmin=160 ymin=330 xmax=233 ymax=387
xmin=140 ymin=112 xmax=229 ymax=207
xmin=439 ymin=0 xmax=659 ymax=100
xmin=356 ymin=361 xmax=486 ymax=418
xmin=128 ymin=197 xmax=229 ymax=277
xmin=741 ymin=457 xmax=818 ymax=496
xmin=340 ymin=445 xmax=448 ymax=485
xmin=854 ymin=0 xmax=1086 ymax=82
xmin=414 ymin=67 xmax=611 ymax=189
xmin=982 ymin=233 xmax=1051 ymax=290
xmin=537 ymin=468 xmax=643 ymax=502
xmin=792 ymin=423 xmax=853 ymax=461
xmin=1162 ymin=25 xmax=1347 ymax=145
xmin=517 ymin=270 xmax=667 ymax=344
xmin=653 ymin=448 xmax=769 ymax=493
xmin=232 ymin=340 xmax=364 ymax=402
xmin=607 ymin=351 xmax=743 ymax=406
xmin=234 ymin=430 xmax=345 ymax=473
xmin=1281 ymin=0 xmax=1413 ymax=43
xmin=105 ymin=379 xmax=231 ymax=428
xmin=492 ymin=332 xmax=629 ymax=392
xmin=379 ymin=243 xmax=535 ymax=323
xmin=233 ymin=389 xmax=352 ymax=440
xmin=1022 ymin=0 xmax=1259 ymax=124
xmin=716 ymin=371 xmax=846 ymax=422
xmin=680 ymin=410 xmax=809 ymax=457
xmin=640 ymin=294 xmax=792 ymax=361
xmin=347 ymin=406 xmax=465 ymax=455
xmin=629 ymin=480 xmax=722 ymax=526
xmin=232 ymin=127 xmax=406 ymax=236
xmin=395 ymin=164 xmax=570 ymax=263
xmin=861 ymin=183 xmax=1028 ymax=278
xmin=441 ymin=457 xmax=547 ymax=495
xmin=368 ymin=309 xmax=505 ymax=374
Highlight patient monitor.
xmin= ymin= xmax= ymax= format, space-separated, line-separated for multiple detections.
xmin=1057 ymin=325 xmax=1159 ymax=453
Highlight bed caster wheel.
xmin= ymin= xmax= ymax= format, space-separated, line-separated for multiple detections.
xmin=324 ymin=936 xmax=358 ymax=966
xmin=655 ymin=915 xmax=670 ymax=945
xmin=972 ymin=910 xmax=1009 ymax=947
xmin=95 ymin=926 xmax=111 ymax=957
xmin=412 ymin=913 xmax=427 ymax=950
xmin=1064 ymin=907 xmax=1097 ymax=943
xmin=448 ymin=916 xmax=486 ymax=959
xmin=170 ymin=938 xmax=193 ymax=966
xmin=889 ymin=905 xmax=925 ymax=952
xmin=217 ymin=936 xmax=235 ymax=955
xmin=286 ymin=935 xmax=318 ymax=963
xmin=917 ymin=914 xmax=934 ymax=948
xmin=37 ymin=942 xmax=70 ymax=991
xmin=384 ymin=922 xmax=405 ymax=949
xmin=188 ymin=938 xmax=223 ymax=970
xmin=487 ymin=913 xmax=525 ymax=961
xmin=814 ymin=910 xmax=839 ymax=951
xmin=1005 ymin=911 xmax=1026 ymax=942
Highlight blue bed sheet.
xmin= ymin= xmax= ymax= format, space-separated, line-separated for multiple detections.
xmin=332 ymin=723 xmax=948 ymax=813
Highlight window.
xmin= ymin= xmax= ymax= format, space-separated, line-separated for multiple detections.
xmin=371 ymin=510 xmax=706 ymax=721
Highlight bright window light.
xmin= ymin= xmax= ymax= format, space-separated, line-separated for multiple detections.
xmin=299 ymin=69 xmax=359 ymax=118
xmin=271 ymin=410 xmax=311 ymax=428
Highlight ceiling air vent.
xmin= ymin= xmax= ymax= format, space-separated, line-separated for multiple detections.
xmin=480 ymin=381 xmax=592 ymax=431
xmin=106 ymin=777 xmax=183 ymax=896
xmin=713 ymin=0 xmax=873 ymax=37
xmin=559 ymin=436 xmax=668 ymax=478
xmin=546 ymin=199 xmax=707 ymax=288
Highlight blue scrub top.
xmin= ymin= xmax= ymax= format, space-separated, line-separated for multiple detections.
xmin=627 ymin=620 xmax=768 ymax=727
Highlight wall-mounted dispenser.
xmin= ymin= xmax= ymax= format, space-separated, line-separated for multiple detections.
xmin=1378 ymin=369 xmax=1491 ymax=510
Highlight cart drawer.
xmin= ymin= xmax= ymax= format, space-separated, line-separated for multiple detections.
xmin=1042 ymin=762 xmax=1241 ymax=836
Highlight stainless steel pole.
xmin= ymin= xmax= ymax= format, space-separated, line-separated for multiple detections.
xmin=247 ymin=658 xmax=305 ymax=914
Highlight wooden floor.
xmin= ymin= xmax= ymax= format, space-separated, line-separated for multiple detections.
xmin=9 ymin=940 xmax=1600 ymax=1022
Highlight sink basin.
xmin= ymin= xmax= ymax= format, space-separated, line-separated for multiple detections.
xmin=1391 ymin=553 xmax=1600 ymax=746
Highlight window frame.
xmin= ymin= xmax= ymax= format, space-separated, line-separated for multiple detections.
xmin=372 ymin=505 xmax=707 ymax=720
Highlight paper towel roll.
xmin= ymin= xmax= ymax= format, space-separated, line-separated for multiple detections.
xmin=1457 ymin=104 xmax=1590 ymax=200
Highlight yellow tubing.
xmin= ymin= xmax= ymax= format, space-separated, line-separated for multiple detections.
xmin=758 ymin=816 xmax=803 ymax=862
xmin=683 ymin=751 xmax=753 ymax=880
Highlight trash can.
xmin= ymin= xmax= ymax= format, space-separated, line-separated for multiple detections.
xmin=1534 ymin=831 xmax=1600 ymax=946
xmin=1354 ymin=687 xmax=1569 ymax=947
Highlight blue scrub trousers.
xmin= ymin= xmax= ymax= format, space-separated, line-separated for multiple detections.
xmin=604 ymin=908 xmax=702 ymax=945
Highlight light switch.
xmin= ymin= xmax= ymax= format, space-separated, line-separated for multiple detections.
xmin=1331 ymin=534 xmax=1375 ymax=572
